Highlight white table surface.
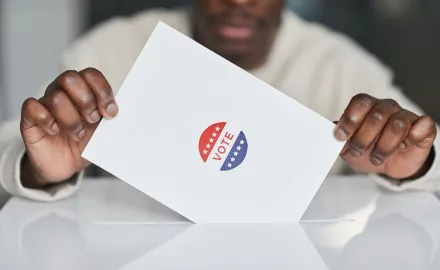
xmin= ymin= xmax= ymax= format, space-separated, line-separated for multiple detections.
xmin=1 ymin=176 xmax=440 ymax=270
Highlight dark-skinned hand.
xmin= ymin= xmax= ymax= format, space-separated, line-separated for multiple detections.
xmin=20 ymin=74 xmax=436 ymax=188
xmin=335 ymin=94 xmax=437 ymax=180
xmin=20 ymin=68 xmax=118 ymax=188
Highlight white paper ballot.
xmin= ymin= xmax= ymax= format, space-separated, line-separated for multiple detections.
xmin=82 ymin=22 xmax=344 ymax=223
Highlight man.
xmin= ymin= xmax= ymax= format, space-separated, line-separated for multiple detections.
xmin=0 ymin=0 xmax=439 ymax=202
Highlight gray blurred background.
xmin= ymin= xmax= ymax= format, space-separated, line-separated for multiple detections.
xmin=1 ymin=0 xmax=439 ymax=122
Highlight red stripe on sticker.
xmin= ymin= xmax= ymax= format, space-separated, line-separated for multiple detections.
xmin=198 ymin=122 xmax=226 ymax=162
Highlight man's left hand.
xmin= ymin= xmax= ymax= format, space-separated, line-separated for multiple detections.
xmin=334 ymin=93 xmax=437 ymax=180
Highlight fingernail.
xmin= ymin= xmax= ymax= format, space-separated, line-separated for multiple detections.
xmin=105 ymin=103 xmax=118 ymax=118
xmin=349 ymin=147 xmax=361 ymax=157
xmin=334 ymin=128 xmax=348 ymax=141
xmin=51 ymin=123 xmax=60 ymax=134
xmin=399 ymin=142 xmax=406 ymax=150
xmin=89 ymin=110 xmax=101 ymax=123
xmin=370 ymin=156 xmax=383 ymax=166
xmin=77 ymin=129 xmax=86 ymax=140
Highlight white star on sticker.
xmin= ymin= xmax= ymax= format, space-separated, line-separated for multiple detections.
xmin=209 ymin=138 xmax=214 ymax=143
xmin=228 ymin=163 xmax=232 ymax=168
xmin=234 ymin=152 xmax=238 ymax=156
xmin=212 ymin=133 xmax=217 ymax=137
xmin=237 ymin=146 xmax=242 ymax=151
xmin=231 ymin=157 xmax=235 ymax=162
xmin=215 ymin=127 xmax=220 ymax=131
xmin=240 ymin=140 xmax=245 ymax=145
xmin=203 ymin=150 xmax=208 ymax=155
xmin=206 ymin=144 xmax=211 ymax=149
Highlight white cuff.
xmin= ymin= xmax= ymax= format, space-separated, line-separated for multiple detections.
xmin=373 ymin=129 xmax=440 ymax=192
xmin=0 ymin=135 xmax=83 ymax=202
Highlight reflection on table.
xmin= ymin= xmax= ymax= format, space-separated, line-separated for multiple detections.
xmin=1 ymin=176 xmax=440 ymax=270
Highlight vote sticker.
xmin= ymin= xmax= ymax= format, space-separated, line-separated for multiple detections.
xmin=198 ymin=122 xmax=248 ymax=171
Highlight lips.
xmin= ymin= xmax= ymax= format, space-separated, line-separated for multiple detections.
xmin=218 ymin=25 xmax=253 ymax=39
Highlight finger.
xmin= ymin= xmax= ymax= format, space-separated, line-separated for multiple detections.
xmin=79 ymin=68 xmax=118 ymax=119
xmin=335 ymin=93 xmax=377 ymax=141
xmin=52 ymin=70 xmax=101 ymax=124
xmin=370 ymin=110 xmax=416 ymax=166
xmin=21 ymin=98 xmax=59 ymax=135
xmin=407 ymin=115 xmax=437 ymax=149
xmin=333 ymin=120 xmax=349 ymax=155
xmin=348 ymin=99 xmax=401 ymax=157
xmin=43 ymin=89 xmax=86 ymax=141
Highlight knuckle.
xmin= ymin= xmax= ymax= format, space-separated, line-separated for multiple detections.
xmin=422 ymin=115 xmax=436 ymax=126
xmin=382 ymin=99 xmax=401 ymax=110
xmin=389 ymin=115 xmax=411 ymax=133
xmin=78 ymin=94 xmax=97 ymax=110
xmin=81 ymin=67 xmax=103 ymax=80
xmin=371 ymin=111 xmax=384 ymax=122
xmin=38 ymin=112 xmax=52 ymax=126
xmin=80 ymin=68 xmax=113 ymax=99
xmin=422 ymin=115 xmax=436 ymax=135
xmin=352 ymin=93 xmax=374 ymax=109
xmin=340 ymin=114 xmax=357 ymax=128
xmin=21 ymin=98 xmax=35 ymax=113
xmin=47 ymin=89 xmax=67 ymax=107
xmin=82 ymin=67 xmax=100 ymax=74
xmin=57 ymin=70 xmax=79 ymax=86
xmin=391 ymin=118 xmax=405 ymax=130
xmin=22 ymin=99 xmax=52 ymax=126
xmin=352 ymin=93 xmax=369 ymax=101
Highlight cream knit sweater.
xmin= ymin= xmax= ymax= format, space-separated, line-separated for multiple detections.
xmin=1 ymin=9 xmax=439 ymax=202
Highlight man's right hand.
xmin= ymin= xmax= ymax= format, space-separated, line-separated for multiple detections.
xmin=20 ymin=68 xmax=118 ymax=188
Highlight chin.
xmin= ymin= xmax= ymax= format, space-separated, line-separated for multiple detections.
xmin=215 ymin=43 xmax=252 ymax=61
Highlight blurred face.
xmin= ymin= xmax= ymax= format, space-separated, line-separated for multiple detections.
xmin=193 ymin=0 xmax=284 ymax=69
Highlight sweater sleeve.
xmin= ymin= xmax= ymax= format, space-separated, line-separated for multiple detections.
xmin=0 ymin=17 xmax=141 ymax=202
xmin=0 ymin=119 xmax=83 ymax=202
xmin=332 ymin=37 xmax=440 ymax=192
